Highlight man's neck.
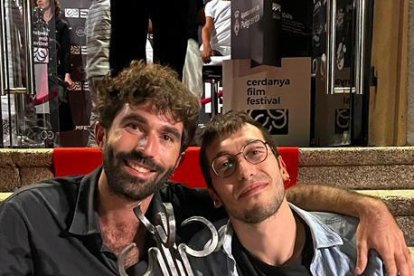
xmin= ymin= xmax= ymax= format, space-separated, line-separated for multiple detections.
xmin=97 ymin=172 xmax=154 ymax=267
xmin=231 ymin=199 xmax=306 ymax=266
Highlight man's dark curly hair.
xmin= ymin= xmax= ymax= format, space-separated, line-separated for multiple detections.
xmin=199 ymin=110 xmax=279 ymax=188
xmin=96 ymin=60 xmax=200 ymax=152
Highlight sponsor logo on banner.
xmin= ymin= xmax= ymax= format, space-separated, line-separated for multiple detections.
xmin=335 ymin=108 xmax=349 ymax=134
xmin=223 ymin=58 xmax=311 ymax=146
xmin=65 ymin=8 xmax=79 ymax=18
xmin=240 ymin=4 xmax=260 ymax=29
xmin=80 ymin=9 xmax=88 ymax=18
xmin=272 ymin=3 xmax=281 ymax=19
xmin=71 ymin=82 xmax=82 ymax=91
xmin=248 ymin=109 xmax=289 ymax=135
xmin=75 ymin=26 xmax=85 ymax=37
xmin=34 ymin=47 xmax=49 ymax=63
xmin=71 ymin=45 xmax=81 ymax=55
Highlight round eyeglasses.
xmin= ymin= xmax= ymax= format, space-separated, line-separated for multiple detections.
xmin=211 ymin=140 xmax=270 ymax=178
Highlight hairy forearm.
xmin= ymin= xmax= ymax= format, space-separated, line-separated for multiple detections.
xmin=286 ymin=184 xmax=388 ymax=218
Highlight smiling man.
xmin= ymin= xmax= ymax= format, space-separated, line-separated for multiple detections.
xmin=0 ymin=61 xmax=411 ymax=275
xmin=191 ymin=111 xmax=386 ymax=275
xmin=0 ymin=61 xmax=217 ymax=275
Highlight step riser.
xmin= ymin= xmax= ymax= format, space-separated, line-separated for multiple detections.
xmin=299 ymin=147 xmax=414 ymax=166
xmin=298 ymin=165 xmax=414 ymax=190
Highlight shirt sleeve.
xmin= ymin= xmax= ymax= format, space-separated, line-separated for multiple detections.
xmin=0 ymin=201 xmax=34 ymax=274
xmin=204 ymin=1 xmax=215 ymax=19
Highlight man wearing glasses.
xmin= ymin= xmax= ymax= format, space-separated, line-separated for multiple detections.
xmin=191 ymin=110 xmax=388 ymax=275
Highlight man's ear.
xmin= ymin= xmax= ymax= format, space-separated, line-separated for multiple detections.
xmin=207 ymin=187 xmax=223 ymax=208
xmin=277 ymin=156 xmax=290 ymax=182
xmin=173 ymin=151 xmax=186 ymax=171
xmin=95 ymin=122 xmax=106 ymax=148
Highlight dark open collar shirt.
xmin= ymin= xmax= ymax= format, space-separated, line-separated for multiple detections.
xmin=0 ymin=167 xmax=224 ymax=275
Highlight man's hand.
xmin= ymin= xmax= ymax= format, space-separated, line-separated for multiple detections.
xmin=355 ymin=198 xmax=413 ymax=276
xmin=64 ymin=73 xmax=75 ymax=90
xmin=202 ymin=44 xmax=213 ymax=64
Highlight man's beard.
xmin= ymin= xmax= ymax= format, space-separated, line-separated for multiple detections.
xmin=225 ymin=187 xmax=285 ymax=224
xmin=103 ymin=144 xmax=175 ymax=201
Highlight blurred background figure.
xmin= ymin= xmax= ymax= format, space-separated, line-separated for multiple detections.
xmin=109 ymin=0 xmax=148 ymax=77
xmin=34 ymin=0 xmax=75 ymax=135
xmin=85 ymin=0 xmax=111 ymax=146
xmin=109 ymin=0 xmax=194 ymax=79
xmin=86 ymin=1 xmax=153 ymax=146
xmin=201 ymin=0 xmax=231 ymax=64
xmin=182 ymin=0 xmax=205 ymax=98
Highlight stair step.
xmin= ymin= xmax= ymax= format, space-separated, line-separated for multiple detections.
xmin=298 ymin=147 xmax=414 ymax=190
xmin=356 ymin=189 xmax=414 ymax=216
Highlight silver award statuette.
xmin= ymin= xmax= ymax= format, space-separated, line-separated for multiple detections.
xmin=117 ymin=202 xmax=219 ymax=276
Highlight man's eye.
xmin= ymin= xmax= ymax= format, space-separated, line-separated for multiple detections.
xmin=219 ymin=160 xmax=233 ymax=170
xmin=246 ymin=147 xmax=265 ymax=157
xmin=126 ymin=123 xmax=140 ymax=130
xmin=162 ymin=134 xmax=174 ymax=142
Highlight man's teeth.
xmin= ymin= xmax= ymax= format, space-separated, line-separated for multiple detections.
xmin=130 ymin=163 xmax=150 ymax=173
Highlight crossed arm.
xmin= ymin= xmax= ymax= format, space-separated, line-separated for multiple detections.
xmin=287 ymin=184 xmax=413 ymax=276
xmin=201 ymin=16 xmax=214 ymax=63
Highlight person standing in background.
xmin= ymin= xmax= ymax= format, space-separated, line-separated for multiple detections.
xmin=109 ymin=0 xmax=204 ymax=97
xmin=109 ymin=0 xmax=191 ymax=79
xmin=201 ymin=0 xmax=231 ymax=63
xmin=85 ymin=0 xmax=111 ymax=146
xmin=182 ymin=0 xmax=205 ymax=98
xmin=109 ymin=0 xmax=148 ymax=77
xmin=35 ymin=0 xmax=75 ymax=134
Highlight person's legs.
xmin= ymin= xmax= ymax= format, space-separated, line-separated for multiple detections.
xmin=150 ymin=0 xmax=188 ymax=78
xmin=182 ymin=38 xmax=203 ymax=98
xmin=109 ymin=0 xmax=149 ymax=76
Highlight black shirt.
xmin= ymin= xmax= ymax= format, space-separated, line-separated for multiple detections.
xmin=0 ymin=167 xmax=225 ymax=275
xmin=232 ymin=223 xmax=314 ymax=276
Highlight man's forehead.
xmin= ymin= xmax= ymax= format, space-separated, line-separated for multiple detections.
xmin=116 ymin=103 xmax=183 ymax=129
xmin=207 ymin=125 xmax=265 ymax=152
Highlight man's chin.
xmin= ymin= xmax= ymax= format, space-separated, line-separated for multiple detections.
xmin=111 ymin=178 xmax=163 ymax=201
xmin=105 ymin=164 xmax=174 ymax=200
xmin=118 ymin=188 xmax=155 ymax=201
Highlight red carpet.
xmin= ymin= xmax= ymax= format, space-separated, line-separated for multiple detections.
xmin=53 ymin=146 xmax=299 ymax=188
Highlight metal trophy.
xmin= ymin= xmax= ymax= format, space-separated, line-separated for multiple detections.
xmin=117 ymin=202 xmax=219 ymax=275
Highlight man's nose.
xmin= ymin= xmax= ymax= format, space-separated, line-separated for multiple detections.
xmin=136 ymin=134 xmax=159 ymax=157
xmin=236 ymin=156 xmax=255 ymax=181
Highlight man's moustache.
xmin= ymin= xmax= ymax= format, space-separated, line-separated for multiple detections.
xmin=121 ymin=151 xmax=163 ymax=172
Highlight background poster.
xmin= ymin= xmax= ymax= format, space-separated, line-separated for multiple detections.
xmin=223 ymin=58 xmax=311 ymax=146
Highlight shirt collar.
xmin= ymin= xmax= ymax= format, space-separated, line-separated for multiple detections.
xmin=288 ymin=203 xmax=344 ymax=248
xmin=68 ymin=167 xmax=102 ymax=236
xmin=68 ymin=167 xmax=165 ymax=238
xmin=221 ymin=203 xmax=344 ymax=255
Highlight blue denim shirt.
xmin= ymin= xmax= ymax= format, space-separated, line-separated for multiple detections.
xmin=189 ymin=204 xmax=385 ymax=276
